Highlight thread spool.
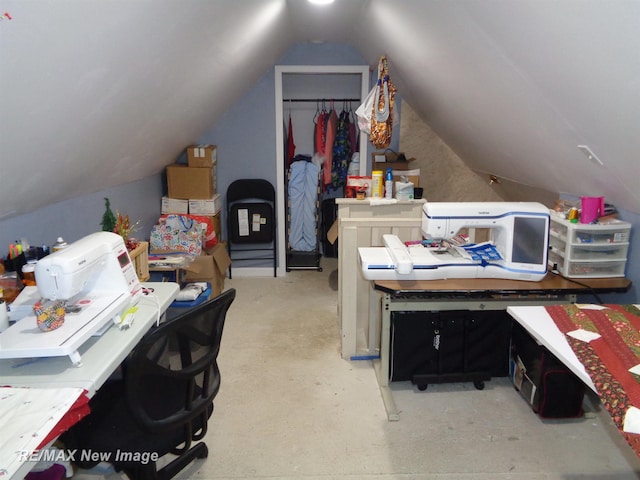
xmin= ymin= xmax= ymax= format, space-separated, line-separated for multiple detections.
xmin=567 ymin=208 xmax=579 ymax=223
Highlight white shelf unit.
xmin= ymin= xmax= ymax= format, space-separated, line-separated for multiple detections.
xmin=548 ymin=214 xmax=631 ymax=278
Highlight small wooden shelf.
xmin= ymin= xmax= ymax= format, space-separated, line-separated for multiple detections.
xmin=128 ymin=241 xmax=150 ymax=282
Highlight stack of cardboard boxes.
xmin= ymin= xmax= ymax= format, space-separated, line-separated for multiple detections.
xmin=163 ymin=145 xmax=222 ymax=236
xmin=156 ymin=145 xmax=230 ymax=297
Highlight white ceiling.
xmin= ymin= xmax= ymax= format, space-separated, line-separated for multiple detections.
xmin=2 ymin=0 xmax=639 ymax=220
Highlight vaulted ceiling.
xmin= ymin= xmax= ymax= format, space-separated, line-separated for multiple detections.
xmin=2 ymin=0 xmax=639 ymax=220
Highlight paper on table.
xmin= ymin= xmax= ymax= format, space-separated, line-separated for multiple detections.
xmin=624 ymin=406 xmax=640 ymax=434
xmin=575 ymin=304 xmax=608 ymax=310
xmin=0 ymin=386 xmax=83 ymax=479
xmin=567 ymin=329 xmax=601 ymax=343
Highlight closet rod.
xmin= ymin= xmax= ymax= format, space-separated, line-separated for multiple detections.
xmin=283 ymin=98 xmax=361 ymax=103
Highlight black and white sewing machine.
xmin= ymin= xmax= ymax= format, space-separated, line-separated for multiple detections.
xmin=359 ymin=202 xmax=550 ymax=282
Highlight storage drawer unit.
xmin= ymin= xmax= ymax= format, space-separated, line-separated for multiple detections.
xmin=548 ymin=215 xmax=631 ymax=278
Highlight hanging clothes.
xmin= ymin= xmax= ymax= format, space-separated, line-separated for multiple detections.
xmin=314 ymin=106 xmax=328 ymax=157
xmin=331 ymin=109 xmax=352 ymax=188
xmin=286 ymin=114 xmax=296 ymax=167
xmin=323 ymin=107 xmax=338 ymax=189
xmin=288 ymin=159 xmax=320 ymax=252
xmin=349 ymin=107 xmax=359 ymax=153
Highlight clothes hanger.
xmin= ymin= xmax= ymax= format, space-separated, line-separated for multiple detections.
xmin=313 ymin=99 xmax=320 ymax=123
xmin=349 ymin=101 xmax=356 ymax=122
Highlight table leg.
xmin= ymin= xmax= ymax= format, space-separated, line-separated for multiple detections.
xmin=373 ymin=358 xmax=399 ymax=421
xmin=374 ymin=293 xmax=399 ymax=421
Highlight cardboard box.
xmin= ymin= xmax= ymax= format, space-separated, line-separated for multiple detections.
xmin=187 ymin=144 xmax=217 ymax=168
xmin=327 ymin=220 xmax=339 ymax=245
xmin=183 ymin=243 xmax=231 ymax=297
xmin=371 ymin=151 xmax=415 ymax=171
xmin=189 ymin=193 xmax=222 ymax=216
xmin=166 ymin=164 xmax=216 ymax=199
xmin=161 ymin=196 xmax=189 ymax=214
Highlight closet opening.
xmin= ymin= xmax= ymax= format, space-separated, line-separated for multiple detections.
xmin=275 ymin=65 xmax=370 ymax=276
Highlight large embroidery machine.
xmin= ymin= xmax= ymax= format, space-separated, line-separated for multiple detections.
xmin=359 ymin=202 xmax=550 ymax=282
xmin=0 ymin=231 xmax=143 ymax=365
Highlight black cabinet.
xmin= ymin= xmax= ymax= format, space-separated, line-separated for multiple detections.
xmin=321 ymin=198 xmax=338 ymax=258
xmin=389 ymin=310 xmax=512 ymax=390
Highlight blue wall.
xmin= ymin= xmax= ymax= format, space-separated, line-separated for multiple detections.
xmin=589 ymin=208 xmax=638 ymax=304
xmin=0 ymin=174 xmax=163 ymax=250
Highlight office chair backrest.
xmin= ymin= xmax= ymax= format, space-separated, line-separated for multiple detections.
xmin=125 ymin=288 xmax=236 ymax=435
xmin=227 ymin=179 xmax=275 ymax=204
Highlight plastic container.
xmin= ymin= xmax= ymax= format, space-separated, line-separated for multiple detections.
xmin=548 ymin=215 xmax=631 ymax=278
xmin=22 ymin=261 xmax=36 ymax=286
xmin=580 ymin=196 xmax=605 ymax=224
xmin=568 ymin=261 xmax=626 ymax=278
xmin=372 ymin=171 xmax=384 ymax=198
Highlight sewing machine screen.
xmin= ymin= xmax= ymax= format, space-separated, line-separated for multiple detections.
xmin=512 ymin=216 xmax=547 ymax=265
xmin=117 ymin=251 xmax=131 ymax=268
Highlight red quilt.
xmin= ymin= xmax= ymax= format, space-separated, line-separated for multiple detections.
xmin=546 ymin=304 xmax=640 ymax=456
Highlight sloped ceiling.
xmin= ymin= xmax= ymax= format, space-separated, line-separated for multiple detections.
xmin=2 ymin=0 xmax=640 ymax=221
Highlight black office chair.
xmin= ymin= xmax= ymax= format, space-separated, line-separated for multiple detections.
xmin=226 ymin=179 xmax=277 ymax=278
xmin=61 ymin=288 xmax=236 ymax=480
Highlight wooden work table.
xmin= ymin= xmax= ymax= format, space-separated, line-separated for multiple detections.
xmin=373 ymin=274 xmax=632 ymax=297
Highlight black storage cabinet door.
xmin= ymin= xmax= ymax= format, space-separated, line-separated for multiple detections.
xmin=389 ymin=310 xmax=511 ymax=384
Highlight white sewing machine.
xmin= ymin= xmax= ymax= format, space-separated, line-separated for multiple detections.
xmin=359 ymin=202 xmax=550 ymax=282
xmin=0 ymin=232 xmax=143 ymax=365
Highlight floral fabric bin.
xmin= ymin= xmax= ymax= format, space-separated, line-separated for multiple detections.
xmin=150 ymin=215 xmax=204 ymax=255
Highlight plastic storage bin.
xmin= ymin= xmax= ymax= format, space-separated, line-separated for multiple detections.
xmin=548 ymin=214 xmax=630 ymax=278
